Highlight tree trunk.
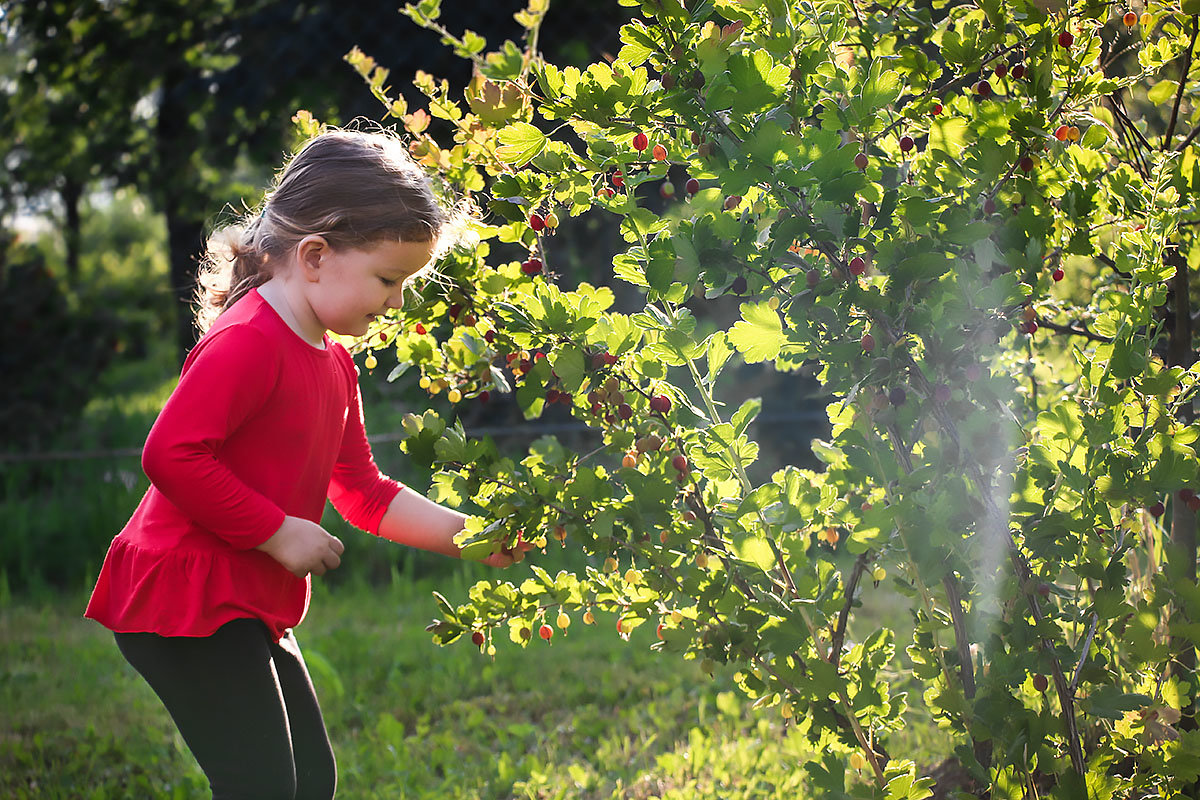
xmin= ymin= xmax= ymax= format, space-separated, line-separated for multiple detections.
xmin=1167 ymin=247 xmax=1197 ymax=732
xmin=61 ymin=178 xmax=82 ymax=280
xmin=155 ymin=64 xmax=207 ymax=362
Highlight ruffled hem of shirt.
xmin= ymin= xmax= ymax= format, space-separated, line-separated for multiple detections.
xmin=84 ymin=536 xmax=307 ymax=641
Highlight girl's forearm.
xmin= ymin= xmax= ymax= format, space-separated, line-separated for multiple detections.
xmin=376 ymin=487 xmax=466 ymax=558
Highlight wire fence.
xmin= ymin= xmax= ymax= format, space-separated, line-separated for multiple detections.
xmin=0 ymin=411 xmax=829 ymax=465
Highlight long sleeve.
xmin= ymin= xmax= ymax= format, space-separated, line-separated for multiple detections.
xmin=326 ymin=352 xmax=402 ymax=534
xmin=141 ymin=324 xmax=287 ymax=549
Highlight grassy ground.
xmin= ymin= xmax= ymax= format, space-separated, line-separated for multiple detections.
xmin=2 ymin=569 xmax=842 ymax=799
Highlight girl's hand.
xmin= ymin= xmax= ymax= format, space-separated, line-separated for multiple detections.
xmin=256 ymin=516 xmax=345 ymax=578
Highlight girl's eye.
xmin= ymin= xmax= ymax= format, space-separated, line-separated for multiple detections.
xmin=380 ymin=277 xmax=399 ymax=287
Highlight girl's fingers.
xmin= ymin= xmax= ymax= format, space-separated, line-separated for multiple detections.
xmin=328 ymin=536 xmax=345 ymax=556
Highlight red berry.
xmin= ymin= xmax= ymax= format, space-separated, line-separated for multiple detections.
xmin=484 ymin=329 xmax=495 ymax=344
xmin=1188 ymin=496 xmax=1200 ymax=513
xmin=861 ymin=332 xmax=875 ymax=352
xmin=848 ymin=256 xmax=866 ymax=276
xmin=652 ymin=143 xmax=668 ymax=161
xmin=1054 ymin=124 xmax=1069 ymax=141
xmin=854 ymin=152 xmax=869 ymax=170
xmin=934 ymin=383 xmax=951 ymax=404
xmin=650 ymin=394 xmax=671 ymax=414
xmin=603 ymin=352 xmax=618 ymax=366
xmin=1149 ymin=501 xmax=1166 ymax=518
xmin=1032 ymin=673 xmax=1049 ymax=692
xmin=685 ymin=177 xmax=700 ymax=195
xmin=632 ymin=132 xmax=648 ymax=152
xmin=806 ymin=268 xmax=820 ymax=288
xmin=539 ymin=624 xmax=554 ymax=640
xmin=546 ymin=388 xmax=560 ymax=403
xmin=1019 ymin=156 xmax=1035 ymax=173
xmin=1123 ymin=11 xmax=1137 ymax=27
xmin=1058 ymin=30 xmax=1074 ymax=48
xmin=529 ymin=212 xmax=545 ymax=232
xmin=522 ymin=258 xmax=543 ymax=276
xmin=888 ymin=387 xmax=907 ymax=407
xmin=612 ymin=170 xmax=625 ymax=189
xmin=480 ymin=390 xmax=491 ymax=404
xmin=597 ymin=187 xmax=615 ymax=199
xmin=1011 ymin=63 xmax=1026 ymax=79
xmin=899 ymin=135 xmax=914 ymax=152
xmin=415 ymin=323 xmax=427 ymax=335
xmin=672 ymin=454 xmax=688 ymax=472
xmin=691 ymin=130 xmax=701 ymax=146
xmin=975 ymin=80 xmax=993 ymax=98
xmin=660 ymin=182 xmax=676 ymax=199
xmin=983 ymin=197 xmax=996 ymax=215
xmin=1052 ymin=268 xmax=1064 ymax=282
xmin=730 ymin=275 xmax=748 ymax=294
xmin=471 ymin=631 xmax=485 ymax=646
xmin=931 ymin=103 xmax=943 ymax=116
xmin=618 ymin=402 xmax=633 ymax=420
xmin=723 ymin=195 xmax=742 ymax=211
xmin=994 ymin=63 xmax=1008 ymax=79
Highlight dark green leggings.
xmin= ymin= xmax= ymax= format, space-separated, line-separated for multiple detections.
xmin=115 ymin=618 xmax=336 ymax=800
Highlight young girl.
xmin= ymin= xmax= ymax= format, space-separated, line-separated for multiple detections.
xmin=85 ymin=128 xmax=518 ymax=800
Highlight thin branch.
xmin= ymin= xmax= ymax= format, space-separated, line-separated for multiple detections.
xmin=831 ymin=551 xmax=873 ymax=669
xmin=1037 ymin=318 xmax=1114 ymax=344
xmin=1164 ymin=16 xmax=1199 ymax=147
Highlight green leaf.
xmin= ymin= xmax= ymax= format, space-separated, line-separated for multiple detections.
xmin=728 ymin=301 xmax=784 ymax=363
xmin=1148 ymin=79 xmax=1179 ymax=105
xmin=735 ymin=536 xmax=777 ymax=571
xmin=495 ymin=122 xmax=547 ymax=166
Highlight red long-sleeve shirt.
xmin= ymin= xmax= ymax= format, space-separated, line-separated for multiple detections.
xmin=85 ymin=288 xmax=402 ymax=640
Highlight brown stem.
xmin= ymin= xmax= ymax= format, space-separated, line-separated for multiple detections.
xmin=1164 ymin=16 xmax=1198 ymax=147
xmin=831 ymin=550 xmax=873 ymax=669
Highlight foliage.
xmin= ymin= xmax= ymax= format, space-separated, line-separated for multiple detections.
xmin=0 ymin=237 xmax=120 ymax=450
xmin=336 ymin=0 xmax=1200 ymax=795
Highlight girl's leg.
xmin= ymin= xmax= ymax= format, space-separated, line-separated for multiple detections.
xmin=114 ymin=619 xmax=310 ymax=800
xmin=268 ymin=630 xmax=337 ymax=800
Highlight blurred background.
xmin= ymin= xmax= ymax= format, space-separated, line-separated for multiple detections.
xmin=0 ymin=0 xmax=830 ymax=598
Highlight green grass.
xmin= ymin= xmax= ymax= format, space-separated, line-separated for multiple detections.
xmin=1 ymin=571 xmax=850 ymax=799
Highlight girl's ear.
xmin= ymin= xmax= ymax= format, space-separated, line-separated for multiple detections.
xmin=295 ymin=235 xmax=330 ymax=282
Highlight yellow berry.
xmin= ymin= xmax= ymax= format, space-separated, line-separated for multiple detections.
xmin=544 ymin=211 xmax=559 ymax=228
xmin=696 ymin=552 xmax=709 ymax=568
xmin=781 ymin=702 xmax=794 ymax=718
xmin=872 ymin=566 xmax=886 ymax=582
xmin=670 ymin=610 xmax=683 ymax=624
xmin=850 ymin=752 xmax=867 ymax=771
xmin=419 ymin=376 xmax=432 ymax=389
xmin=557 ymin=611 xmax=571 ymax=628
xmin=624 ymin=568 xmax=639 ymax=584
xmin=604 ymin=556 xmax=618 ymax=572
xmin=363 ymin=354 xmax=378 ymax=370
xmin=583 ymin=610 xmax=596 ymax=625
xmin=429 ymin=379 xmax=444 ymax=395
xmin=767 ymin=296 xmax=780 ymax=310
xmin=447 ymin=388 xmax=462 ymax=403
xmin=1140 ymin=12 xmax=1152 ymax=27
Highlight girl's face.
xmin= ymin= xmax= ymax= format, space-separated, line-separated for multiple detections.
xmin=302 ymin=237 xmax=436 ymax=337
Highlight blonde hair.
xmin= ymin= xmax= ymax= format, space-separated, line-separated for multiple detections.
xmin=195 ymin=125 xmax=473 ymax=333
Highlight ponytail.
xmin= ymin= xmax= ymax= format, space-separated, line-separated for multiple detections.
xmin=194 ymin=214 xmax=273 ymax=334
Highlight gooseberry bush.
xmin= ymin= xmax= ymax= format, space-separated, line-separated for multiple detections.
xmin=336 ymin=0 xmax=1200 ymax=794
